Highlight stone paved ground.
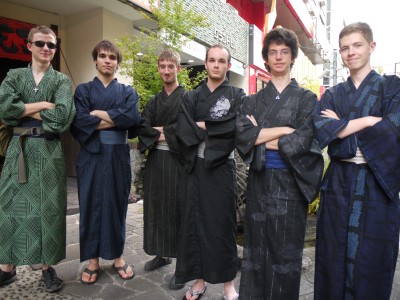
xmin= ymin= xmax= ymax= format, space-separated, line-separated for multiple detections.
xmin=1 ymin=178 xmax=399 ymax=299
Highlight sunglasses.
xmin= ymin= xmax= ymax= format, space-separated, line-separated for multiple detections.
xmin=31 ymin=40 xmax=57 ymax=49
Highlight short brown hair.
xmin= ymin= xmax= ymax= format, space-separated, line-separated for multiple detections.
xmin=27 ymin=25 xmax=57 ymax=43
xmin=92 ymin=40 xmax=123 ymax=64
xmin=206 ymin=44 xmax=231 ymax=63
xmin=339 ymin=22 xmax=373 ymax=45
xmin=158 ymin=49 xmax=181 ymax=66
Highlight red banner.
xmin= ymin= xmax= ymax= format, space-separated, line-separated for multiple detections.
xmin=0 ymin=17 xmax=36 ymax=61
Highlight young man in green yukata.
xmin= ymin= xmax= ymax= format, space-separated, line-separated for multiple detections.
xmin=0 ymin=25 xmax=75 ymax=293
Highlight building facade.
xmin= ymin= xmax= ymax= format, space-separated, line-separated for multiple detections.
xmin=0 ymin=0 xmax=332 ymax=174
xmin=226 ymin=0 xmax=332 ymax=95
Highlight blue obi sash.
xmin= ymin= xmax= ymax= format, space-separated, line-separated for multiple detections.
xmin=99 ymin=130 xmax=127 ymax=144
xmin=20 ymin=119 xmax=42 ymax=127
xmin=265 ymin=150 xmax=289 ymax=169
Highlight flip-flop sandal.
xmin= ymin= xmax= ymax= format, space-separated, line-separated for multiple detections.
xmin=223 ymin=293 xmax=239 ymax=300
xmin=182 ymin=285 xmax=207 ymax=300
xmin=112 ymin=263 xmax=135 ymax=280
xmin=80 ymin=268 xmax=99 ymax=285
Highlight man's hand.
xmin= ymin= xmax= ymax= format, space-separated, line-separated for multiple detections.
xmin=90 ymin=110 xmax=114 ymax=124
xmin=42 ymin=102 xmax=56 ymax=110
xmin=196 ymin=121 xmax=206 ymax=130
xmin=367 ymin=116 xmax=382 ymax=126
xmin=321 ymin=109 xmax=339 ymax=120
xmin=246 ymin=115 xmax=258 ymax=126
xmin=158 ymin=132 xmax=166 ymax=142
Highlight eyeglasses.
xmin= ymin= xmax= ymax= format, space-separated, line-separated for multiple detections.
xmin=31 ymin=41 xmax=57 ymax=49
xmin=268 ymin=49 xmax=291 ymax=57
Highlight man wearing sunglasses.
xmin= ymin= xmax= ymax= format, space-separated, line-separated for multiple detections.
xmin=0 ymin=25 xmax=75 ymax=293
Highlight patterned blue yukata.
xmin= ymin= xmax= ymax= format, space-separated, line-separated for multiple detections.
xmin=312 ymin=70 xmax=400 ymax=300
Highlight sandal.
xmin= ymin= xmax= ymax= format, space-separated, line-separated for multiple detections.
xmin=223 ymin=293 xmax=239 ymax=300
xmin=80 ymin=268 xmax=99 ymax=285
xmin=112 ymin=263 xmax=135 ymax=280
xmin=182 ymin=285 xmax=207 ymax=300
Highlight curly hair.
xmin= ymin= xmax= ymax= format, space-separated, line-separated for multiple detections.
xmin=261 ymin=27 xmax=299 ymax=71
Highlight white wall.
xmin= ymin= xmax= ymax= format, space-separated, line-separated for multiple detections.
xmin=102 ymin=9 xmax=134 ymax=85
xmin=229 ymin=71 xmax=248 ymax=94
xmin=65 ymin=8 xmax=134 ymax=87
xmin=0 ymin=1 xmax=136 ymax=89
xmin=65 ymin=8 xmax=104 ymax=88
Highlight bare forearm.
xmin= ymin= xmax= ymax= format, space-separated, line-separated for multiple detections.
xmin=265 ymin=138 xmax=279 ymax=150
xmin=22 ymin=102 xmax=55 ymax=117
xmin=91 ymin=110 xmax=114 ymax=125
xmin=30 ymin=112 xmax=42 ymax=120
xmin=337 ymin=116 xmax=381 ymax=138
xmin=254 ymin=127 xmax=294 ymax=145
xmin=96 ymin=120 xmax=115 ymax=130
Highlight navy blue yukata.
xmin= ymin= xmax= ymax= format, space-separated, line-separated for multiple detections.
xmin=70 ymin=77 xmax=140 ymax=262
xmin=313 ymin=70 xmax=400 ymax=300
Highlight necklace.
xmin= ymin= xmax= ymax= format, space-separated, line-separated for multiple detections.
xmin=273 ymin=85 xmax=286 ymax=100
xmin=33 ymin=87 xmax=39 ymax=93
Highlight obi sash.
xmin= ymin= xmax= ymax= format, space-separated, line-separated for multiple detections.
xmin=99 ymin=130 xmax=127 ymax=144
xmin=265 ymin=150 xmax=289 ymax=169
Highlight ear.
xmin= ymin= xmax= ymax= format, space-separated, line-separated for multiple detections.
xmin=369 ymin=41 xmax=376 ymax=54
xmin=27 ymin=43 xmax=33 ymax=52
xmin=227 ymin=62 xmax=232 ymax=71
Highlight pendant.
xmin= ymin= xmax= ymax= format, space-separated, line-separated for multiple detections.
xmin=275 ymin=95 xmax=280 ymax=100
xmin=33 ymin=87 xmax=39 ymax=93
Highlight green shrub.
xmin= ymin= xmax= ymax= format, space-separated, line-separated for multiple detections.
xmin=308 ymin=150 xmax=330 ymax=215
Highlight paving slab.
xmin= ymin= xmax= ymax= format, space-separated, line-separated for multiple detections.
xmin=1 ymin=178 xmax=399 ymax=299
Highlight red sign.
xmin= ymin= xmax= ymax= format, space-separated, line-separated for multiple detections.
xmin=0 ymin=17 xmax=36 ymax=62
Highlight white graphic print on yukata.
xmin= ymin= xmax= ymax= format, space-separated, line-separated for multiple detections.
xmin=210 ymin=95 xmax=231 ymax=119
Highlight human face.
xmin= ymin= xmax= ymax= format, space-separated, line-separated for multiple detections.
xmin=205 ymin=47 xmax=231 ymax=82
xmin=95 ymin=49 xmax=119 ymax=77
xmin=158 ymin=59 xmax=181 ymax=85
xmin=27 ymin=33 xmax=56 ymax=64
xmin=339 ymin=32 xmax=375 ymax=73
xmin=265 ymin=42 xmax=292 ymax=75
